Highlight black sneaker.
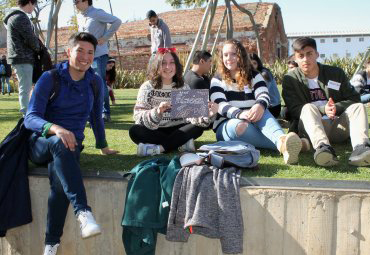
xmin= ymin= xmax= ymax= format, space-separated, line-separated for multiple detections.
xmin=314 ymin=144 xmax=339 ymax=167
xmin=348 ymin=143 xmax=370 ymax=166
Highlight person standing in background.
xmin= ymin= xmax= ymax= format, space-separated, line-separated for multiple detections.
xmin=0 ymin=55 xmax=12 ymax=95
xmin=74 ymin=0 xmax=122 ymax=122
xmin=3 ymin=0 xmax=40 ymax=114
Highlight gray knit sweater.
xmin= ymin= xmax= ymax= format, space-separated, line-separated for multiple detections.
xmin=166 ymin=165 xmax=243 ymax=254
xmin=3 ymin=8 xmax=39 ymax=65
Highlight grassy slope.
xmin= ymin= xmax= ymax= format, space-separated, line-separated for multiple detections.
xmin=1 ymin=89 xmax=369 ymax=180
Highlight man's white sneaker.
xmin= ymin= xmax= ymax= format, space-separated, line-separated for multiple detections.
xmin=278 ymin=132 xmax=302 ymax=164
xmin=77 ymin=210 xmax=101 ymax=239
xmin=43 ymin=243 xmax=59 ymax=255
xmin=179 ymin=139 xmax=196 ymax=152
xmin=137 ymin=143 xmax=161 ymax=156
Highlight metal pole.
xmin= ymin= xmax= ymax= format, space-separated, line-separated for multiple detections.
xmin=201 ymin=0 xmax=218 ymax=51
xmin=45 ymin=0 xmax=55 ymax=49
xmin=184 ymin=0 xmax=213 ymax=74
xmin=353 ymin=47 xmax=370 ymax=78
xmin=225 ymin=0 xmax=233 ymax=39
xmin=211 ymin=9 xmax=227 ymax=56
xmin=54 ymin=15 xmax=58 ymax=64
xmin=231 ymin=0 xmax=263 ymax=59
xmin=108 ymin=0 xmax=123 ymax=69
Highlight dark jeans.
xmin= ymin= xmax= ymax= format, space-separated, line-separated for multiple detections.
xmin=129 ymin=123 xmax=204 ymax=152
xmin=92 ymin=54 xmax=110 ymax=116
xmin=28 ymin=133 xmax=91 ymax=245
xmin=268 ymin=104 xmax=281 ymax=119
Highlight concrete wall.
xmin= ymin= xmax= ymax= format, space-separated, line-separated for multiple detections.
xmin=1 ymin=176 xmax=370 ymax=255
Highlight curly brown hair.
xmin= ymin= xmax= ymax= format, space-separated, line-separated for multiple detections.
xmin=147 ymin=52 xmax=184 ymax=89
xmin=217 ymin=39 xmax=253 ymax=90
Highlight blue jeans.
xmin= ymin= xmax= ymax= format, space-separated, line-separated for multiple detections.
xmin=92 ymin=54 xmax=110 ymax=116
xmin=28 ymin=133 xmax=91 ymax=245
xmin=216 ymin=110 xmax=284 ymax=150
xmin=1 ymin=76 xmax=11 ymax=93
xmin=13 ymin=63 xmax=33 ymax=114
xmin=361 ymin=93 xmax=370 ymax=103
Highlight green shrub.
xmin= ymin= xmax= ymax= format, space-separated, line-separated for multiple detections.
xmin=268 ymin=55 xmax=364 ymax=84
xmin=115 ymin=69 xmax=147 ymax=89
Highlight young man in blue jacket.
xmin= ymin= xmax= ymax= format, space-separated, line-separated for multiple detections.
xmin=74 ymin=0 xmax=122 ymax=122
xmin=24 ymin=32 xmax=118 ymax=255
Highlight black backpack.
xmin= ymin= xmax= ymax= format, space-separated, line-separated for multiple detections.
xmin=33 ymin=39 xmax=53 ymax=83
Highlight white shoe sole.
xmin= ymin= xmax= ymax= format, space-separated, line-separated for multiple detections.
xmin=314 ymin=151 xmax=339 ymax=167
xmin=283 ymin=133 xmax=302 ymax=164
xmin=349 ymin=150 xmax=370 ymax=166
xmin=82 ymin=227 xmax=102 ymax=239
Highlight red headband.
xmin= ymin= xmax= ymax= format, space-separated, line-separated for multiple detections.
xmin=157 ymin=48 xmax=176 ymax=54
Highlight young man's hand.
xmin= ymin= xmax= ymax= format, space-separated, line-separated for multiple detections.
xmin=325 ymin=97 xmax=336 ymax=119
xmin=51 ymin=125 xmax=78 ymax=151
xmin=97 ymin=38 xmax=106 ymax=45
xmin=100 ymin=147 xmax=119 ymax=155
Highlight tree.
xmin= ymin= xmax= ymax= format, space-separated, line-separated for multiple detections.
xmin=166 ymin=0 xmax=263 ymax=59
xmin=0 ymin=0 xmax=17 ymax=22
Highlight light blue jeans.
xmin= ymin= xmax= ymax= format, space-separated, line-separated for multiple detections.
xmin=13 ymin=63 xmax=33 ymax=114
xmin=216 ymin=110 xmax=284 ymax=150
xmin=92 ymin=54 xmax=110 ymax=116
xmin=360 ymin=93 xmax=370 ymax=103
xmin=1 ymin=76 xmax=11 ymax=94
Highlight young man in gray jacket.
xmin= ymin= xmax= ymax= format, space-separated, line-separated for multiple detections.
xmin=282 ymin=37 xmax=370 ymax=167
xmin=147 ymin=10 xmax=172 ymax=58
xmin=3 ymin=0 xmax=40 ymax=115
xmin=74 ymin=0 xmax=122 ymax=122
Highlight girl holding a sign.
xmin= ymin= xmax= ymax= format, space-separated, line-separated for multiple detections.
xmin=210 ymin=39 xmax=309 ymax=165
xmin=129 ymin=48 xmax=217 ymax=156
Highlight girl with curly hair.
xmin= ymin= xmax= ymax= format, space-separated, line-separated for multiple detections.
xmin=129 ymin=49 xmax=215 ymax=156
xmin=210 ymin=39 xmax=305 ymax=164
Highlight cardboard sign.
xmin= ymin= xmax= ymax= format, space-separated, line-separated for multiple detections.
xmin=170 ymin=89 xmax=209 ymax=118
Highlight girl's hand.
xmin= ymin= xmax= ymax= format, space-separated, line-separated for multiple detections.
xmin=157 ymin=102 xmax=171 ymax=114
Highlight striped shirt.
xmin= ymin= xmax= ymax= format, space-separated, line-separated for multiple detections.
xmin=210 ymin=72 xmax=270 ymax=130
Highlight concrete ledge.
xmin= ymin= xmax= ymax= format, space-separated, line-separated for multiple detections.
xmin=1 ymin=172 xmax=370 ymax=254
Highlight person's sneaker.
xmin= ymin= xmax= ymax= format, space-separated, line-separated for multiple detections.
xmin=348 ymin=143 xmax=370 ymax=166
xmin=301 ymin=138 xmax=311 ymax=152
xmin=278 ymin=132 xmax=302 ymax=164
xmin=43 ymin=243 xmax=59 ymax=255
xmin=314 ymin=144 xmax=339 ymax=167
xmin=77 ymin=210 xmax=101 ymax=239
xmin=137 ymin=143 xmax=161 ymax=157
xmin=102 ymin=113 xmax=111 ymax=123
xmin=178 ymin=139 xmax=196 ymax=152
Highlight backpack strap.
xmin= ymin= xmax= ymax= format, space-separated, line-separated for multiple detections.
xmin=48 ymin=69 xmax=60 ymax=103
xmin=47 ymin=69 xmax=99 ymax=103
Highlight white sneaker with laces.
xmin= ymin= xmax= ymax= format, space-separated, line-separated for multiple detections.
xmin=179 ymin=139 xmax=196 ymax=152
xmin=77 ymin=210 xmax=101 ymax=239
xmin=43 ymin=243 xmax=59 ymax=255
xmin=137 ymin=143 xmax=161 ymax=156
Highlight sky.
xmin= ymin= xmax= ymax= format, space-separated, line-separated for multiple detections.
xmin=38 ymin=0 xmax=370 ymax=34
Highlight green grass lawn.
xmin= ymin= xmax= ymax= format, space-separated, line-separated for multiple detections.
xmin=1 ymin=89 xmax=370 ymax=181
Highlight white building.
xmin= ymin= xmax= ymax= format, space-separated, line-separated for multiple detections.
xmin=287 ymin=30 xmax=370 ymax=62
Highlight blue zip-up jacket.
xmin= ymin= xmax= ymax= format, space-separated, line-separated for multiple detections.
xmin=24 ymin=61 xmax=108 ymax=148
xmin=77 ymin=6 xmax=122 ymax=58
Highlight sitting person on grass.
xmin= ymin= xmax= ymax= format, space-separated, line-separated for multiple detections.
xmin=184 ymin=50 xmax=212 ymax=90
xmin=350 ymin=58 xmax=370 ymax=104
xmin=210 ymin=39 xmax=308 ymax=165
xmin=249 ymin=53 xmax=281 ymax=118
xmin=282 ymin=37 xmax=370 ymax=167
xmin=129 ymin=48 xmax=216 ymax=156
